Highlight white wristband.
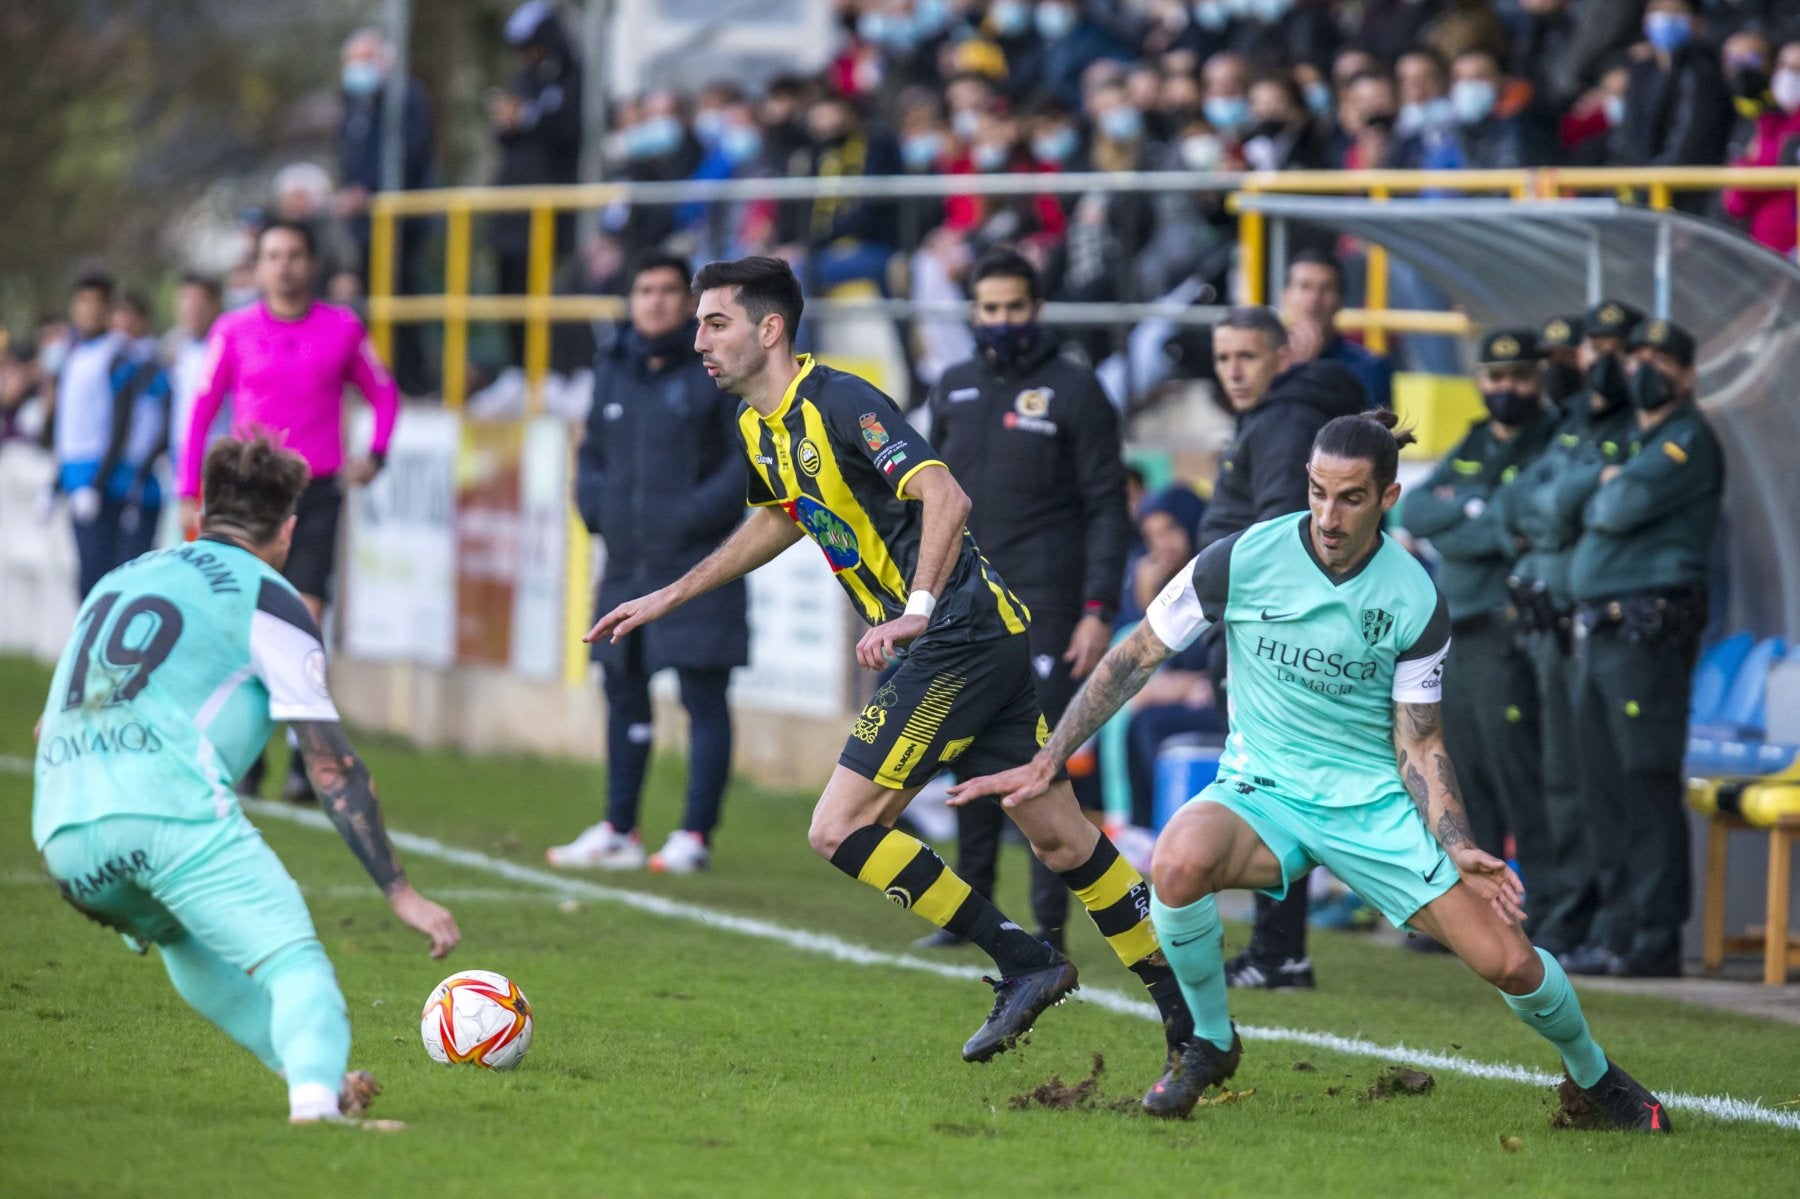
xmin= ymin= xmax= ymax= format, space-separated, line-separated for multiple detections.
xmin=904 ymin=590 xmax=937 ymax=620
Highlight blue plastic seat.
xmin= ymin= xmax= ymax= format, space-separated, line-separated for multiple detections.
xmin=1689 ymin=631 xmax=1755 ymax=730
xmin=1694 ymin=635 xmax=1785 ymax=741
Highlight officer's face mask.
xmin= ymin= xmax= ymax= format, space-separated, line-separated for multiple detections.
xmin=1481 ymin=385 xmax=1540 ymax=428
xmin=1586 ymin=353 xmax=1630 ymax=415
xmin=973 ymin=322 xmax=1039 ymax=370
xmin=1542 ymin=359 xmax=1584 ymax=406
xmin=1628 ymin=361 xmax=1683 ymax=411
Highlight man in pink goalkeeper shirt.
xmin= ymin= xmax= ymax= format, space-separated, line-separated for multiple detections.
xmin=178 ymin=219 xmax=400 ymax=801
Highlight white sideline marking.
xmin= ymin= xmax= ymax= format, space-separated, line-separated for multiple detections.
xmin=231 ymin=799 xmax=1800 ymax=1134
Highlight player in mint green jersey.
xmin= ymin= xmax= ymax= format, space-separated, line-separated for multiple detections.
xmin=33 ymin=435 xmax=460 ymax=1126
xmin=953 ymin=411 xmax=1670 ymax=1132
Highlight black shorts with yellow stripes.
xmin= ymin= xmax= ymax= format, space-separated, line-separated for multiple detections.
xmin=841 ymin=630 xmax=1066 ymax=791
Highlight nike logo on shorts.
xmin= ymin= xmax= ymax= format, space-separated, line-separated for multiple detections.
xmin=1424 ymin=860 xmax=1445 ymax=884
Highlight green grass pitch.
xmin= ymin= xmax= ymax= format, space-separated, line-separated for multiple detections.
xmin=1 ymin=654 xmax=1796 ymax=1198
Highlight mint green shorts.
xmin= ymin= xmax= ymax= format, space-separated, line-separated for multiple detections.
xmin=1190 ymin=778 xmax=1457 ymax=931
xmin=40 ymin=810 xmax=318 ymax=969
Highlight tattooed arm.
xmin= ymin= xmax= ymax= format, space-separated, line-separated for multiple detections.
xmin=1393 ymin=702 xmax=1525 ymax=924
xmin=292 ymin=720 xmax=462 ymax=958
xmin=947 ymin=621 xmax=1175 ymax=809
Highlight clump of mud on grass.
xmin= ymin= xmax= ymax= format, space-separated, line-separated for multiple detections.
xmin=1009 ymin=1052 xmax=1106 ymax=1110
xmin=1362 ymin=1066 xmax=1436 ymax=1101
xmin=1549 ymin=1075 xmax=1609 ymax=1130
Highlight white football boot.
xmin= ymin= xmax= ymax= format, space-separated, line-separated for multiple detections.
xmin=647 ymin=830 xmax=711 ymax=874
xmin=546 ymin=821 xmax=644 ymax=869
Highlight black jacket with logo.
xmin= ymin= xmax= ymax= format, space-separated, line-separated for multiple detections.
xmin=575 ymin=323 xmax=748 ymax=670
xmin=927 ymin=334 xmax=1129 ymax=624
xmin=1198 ymin=360 xmax=1367 ymax=548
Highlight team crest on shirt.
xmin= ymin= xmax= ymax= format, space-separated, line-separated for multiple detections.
xmin=304 ymin=648 xmax=330 ymax=697
xmin=859 ymin=413 xmax=889 ymax=452
xmin=1013 ymin=387 xmax=1053 ymax=418
xmin=797 ymin=438 xmax=823 ymax=476
xmin=1360 ymin=608 xmax=1395 ymax=647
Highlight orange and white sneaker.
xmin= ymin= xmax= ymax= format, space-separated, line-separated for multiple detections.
xmin=546 ymin=821 xmax=644 ymax=870
xmin=648 ymin=830 xmax=711 ymax=874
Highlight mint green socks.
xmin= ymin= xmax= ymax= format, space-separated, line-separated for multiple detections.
xmin=1502 ymin=947 xmax=1608 ymax=1088
xmin=258 ymin=938 xmax=351 ymax=1095
xmin=1149 ymin=891 xmax=1235 ymax=1051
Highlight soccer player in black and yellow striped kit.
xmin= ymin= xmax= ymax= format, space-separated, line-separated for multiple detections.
xmin=588 ymin=256 xmax=1191 ymax=1067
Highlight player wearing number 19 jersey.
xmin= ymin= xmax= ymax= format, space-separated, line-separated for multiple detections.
xmin=953 ymin=412 xmax=1670 ymax=1129
xmin=33 ymin=436 xmax=458 ymax=1125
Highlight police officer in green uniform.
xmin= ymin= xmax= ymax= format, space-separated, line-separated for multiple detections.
xmin=1497 ymin=304 xmax=1644 ymax=956
xmin=1399 ymin=329 xmax=1560 ymax=936
xmin=1565 ymin=317 xmax=1722 ymax=978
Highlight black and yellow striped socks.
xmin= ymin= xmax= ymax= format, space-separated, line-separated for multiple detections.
xmin=1058 ymin=836 xmax=1194 ymax=1045
xmin=830 ymin=826 xmax=1053 ymax=975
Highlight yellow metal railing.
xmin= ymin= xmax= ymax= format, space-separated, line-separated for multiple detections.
xmin=368 ymin=167 xmax=1800 ymax=409
xmin=1233 ymin=166 xmax=1800 ymax=345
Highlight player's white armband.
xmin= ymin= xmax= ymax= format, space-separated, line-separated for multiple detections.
xmin=1391 ymin=637 xmax=1450 ymax=703
xmin=1145 ymin=559 xmax=1210 ymax=652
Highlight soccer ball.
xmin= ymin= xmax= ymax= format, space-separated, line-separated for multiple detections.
xmin=420 ymin=970 xmax=534 ymax=1069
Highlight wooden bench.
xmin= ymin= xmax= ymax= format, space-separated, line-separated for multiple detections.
xmin=1692 ymin=779 xmax=1800 ymax=985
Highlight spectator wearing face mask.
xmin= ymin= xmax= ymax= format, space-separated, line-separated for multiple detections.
xmin=1334 ymin=69 xmax=1399 ymax=169
xmin=1560 ymin=61 xmax=1632 ymax=167
xmin=1446 ymin=48 xmax=1560 ymax=168
xmin=490 ymin=0 xmax=583 ymax=367
xmin=1200 ymin=50 xmax=1254 ymax=146
xmin=1722 ymin=40 xmax=1800 ymax=255
xmin=611 ymin=91 xmax=704 ymax=257
xmin=1137 ymin=115 xmax=1234 ymax=300
xmin=1239 ymin=71 xmax=1329 ymax=172
xmin=335 ymin=26 xmax=434 ymax=395
xmin=1720 ymin=27 xmax=1776 ymax=163
xmin=943 ymin=110 xmax=1063 ymax=257
xmin=1390 ymin=46 xmax=1462 ymax=169
xmin=1614 ymin=0 xmax=1734 ymax=178
xmin=775 ymin=92 xmax=903 ymax=293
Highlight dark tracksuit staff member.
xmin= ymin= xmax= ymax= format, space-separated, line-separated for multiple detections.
xmin=1197 ymin=305 xmax=1366 ymax=990
xmin=1497 ymin=305 xmax=1642 ymax=956
xmin=549 ymin=252 xmax=749 ymax=876
xmin=1399 ymin=330 xmax=1560 ymax=946
xmin=1566 ymin=318 xmax=1722 ymax=978
xmin=924 ymin=249 xmax=1130 ymax=952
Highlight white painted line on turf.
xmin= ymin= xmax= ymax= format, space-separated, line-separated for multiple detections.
xmin=238 ymin=799 xmax=1800 ymax=1134
xmin=0 ymin=754 xmax=32 ymax=774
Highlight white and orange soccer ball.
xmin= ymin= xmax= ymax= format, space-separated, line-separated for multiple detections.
xmin=420 ymin=970 xmax=534 ymax=1070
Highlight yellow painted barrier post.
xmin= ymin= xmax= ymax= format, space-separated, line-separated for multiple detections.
xmin=1240 ymin=185 xmax=1265 ymax=304
xmin=525 ymin=205 xmax=556 ymax=416
xmin=1650 ymin=181 xmax=1672 ymax=211
xmin=1365 ymin=186 xmax=1391 ymax=354
xmin=564 ymin=499 xmax=592 ymax=686
xmin=443 ymin=206 xmax=472 ymax=410
xmin=368 ymin=204 xmax=396 ymax=364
